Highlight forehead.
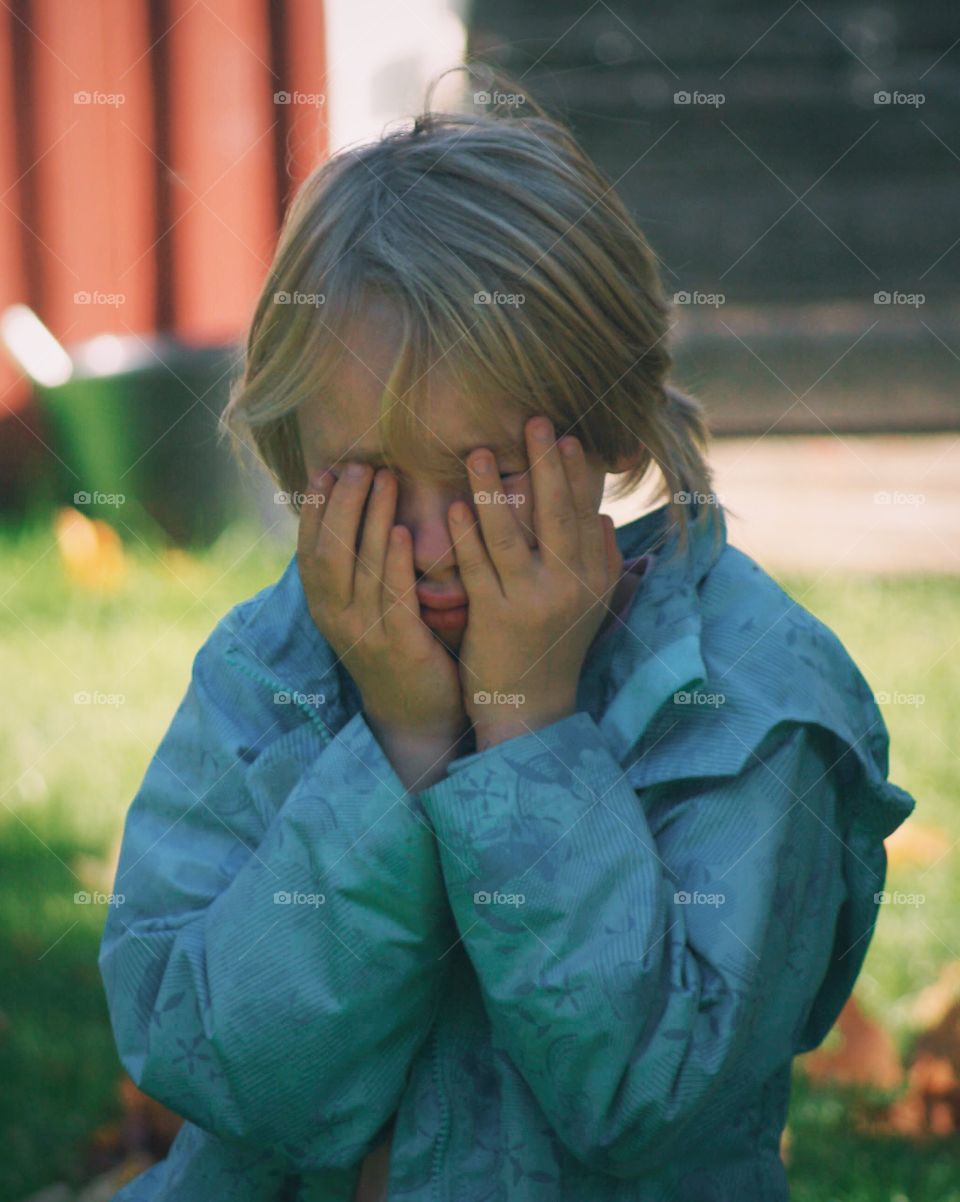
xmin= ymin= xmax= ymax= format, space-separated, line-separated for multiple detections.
xmin=295 ymin=298 xmax=526 ymax=464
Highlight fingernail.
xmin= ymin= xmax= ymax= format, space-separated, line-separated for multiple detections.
xmin=345 ymin=462 xmax=366 ymax=480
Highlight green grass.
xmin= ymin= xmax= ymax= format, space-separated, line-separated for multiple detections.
xmin=1 ymin=513 xmax=957 ymax=1200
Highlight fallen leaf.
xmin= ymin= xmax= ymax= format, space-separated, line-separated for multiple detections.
xmin=54 ymin=507 xmax=126 ymax=591
xmin=911 ymin=961 xmax=960 ymax=1030
xmin=884 ymin=821 xmax=950 ymax=869
xmin=798 ymin=995 xmax=903 ymax=1090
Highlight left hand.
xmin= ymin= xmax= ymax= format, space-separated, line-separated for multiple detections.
xmin=449 ymin=415 xmax=624 ymax=742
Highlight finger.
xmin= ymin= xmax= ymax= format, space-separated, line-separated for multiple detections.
xmin=464 ymin=449 xmax=531 ymax=586
xmin=296 ymin=469 xmax=333 ymax=591
xmin=558 ymin=434 xmax=608 ymax=582
xmin=526 ymin=417 xmax=580 ymax=570
xmin=448 ymin=499 xmax=501 ymax=599
xmin=382 ymin=522 xmax=422 ymax=635
xmin=353 ymin=468 xmax=394 ymax=612
xmin=317 ymin=462 xmax=373 ymax=602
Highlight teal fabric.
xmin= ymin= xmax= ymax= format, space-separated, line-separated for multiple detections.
xmin=99 ymin=499 xmax=916 ymax=1200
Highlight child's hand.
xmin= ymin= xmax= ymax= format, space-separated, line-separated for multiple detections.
xmin=449 ymin=417 xmax=622 ymax=743
xmin=297 ymin=464 xmax=467 ymax=741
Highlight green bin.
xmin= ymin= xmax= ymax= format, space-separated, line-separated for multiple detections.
xmin=33 ymin=333 xmax=251 ymax=547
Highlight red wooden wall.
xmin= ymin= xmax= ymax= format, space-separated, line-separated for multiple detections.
xmin=0 ymin=0 xmax=328 ymax=419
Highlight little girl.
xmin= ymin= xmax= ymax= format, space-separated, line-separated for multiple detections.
xmin=99 ymin=67 xmax=916 ymax=1202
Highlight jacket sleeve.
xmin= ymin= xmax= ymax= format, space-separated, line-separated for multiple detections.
xmin=98 ymin=616 xmax=456 ymax=1173
xmin=417 ymin=710 xmax=859 ymax=1177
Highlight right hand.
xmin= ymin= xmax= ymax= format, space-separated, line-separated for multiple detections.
xmin=296 ymin=462 xmax=468 ymax=740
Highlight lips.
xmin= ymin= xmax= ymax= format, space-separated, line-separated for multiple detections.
xmin=416 ymin=587 xmax=469 ymax=610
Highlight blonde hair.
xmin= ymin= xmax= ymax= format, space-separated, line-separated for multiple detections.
xmin=220 ymin=64 xmax=722 ymax=559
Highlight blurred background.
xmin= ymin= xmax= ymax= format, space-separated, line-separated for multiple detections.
xmin=1 ymin=1 xmax=958 ymax=1199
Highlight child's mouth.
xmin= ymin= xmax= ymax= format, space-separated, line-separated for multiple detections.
xmin=419 ymin=603 xmax=468 ymax=631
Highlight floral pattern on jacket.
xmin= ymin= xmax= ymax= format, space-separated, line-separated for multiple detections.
xmin=99 ymin=498 xmax=916 ymax=1201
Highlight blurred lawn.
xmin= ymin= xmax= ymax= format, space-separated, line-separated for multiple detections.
xmin=1 ymin=513 xmax=958 ymax=1200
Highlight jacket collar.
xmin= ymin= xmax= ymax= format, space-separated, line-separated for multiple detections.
xmin=222 ymin=499 xmax=726 ymax=761
xmin=591 ymin=498 xmax=727 ymax=762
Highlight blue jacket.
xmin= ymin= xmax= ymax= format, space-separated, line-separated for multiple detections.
xmin=99 ymin=499 xmax=915 ymax=1201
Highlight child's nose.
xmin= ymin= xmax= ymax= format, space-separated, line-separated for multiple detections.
xmin=394 ymin=482 xmax=473 ymax=578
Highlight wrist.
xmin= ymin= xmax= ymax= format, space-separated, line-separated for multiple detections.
xmin=364 ymin=708 xmax=469 ymax=744
xmin=473 ymin=699 xmax=576 ymax=750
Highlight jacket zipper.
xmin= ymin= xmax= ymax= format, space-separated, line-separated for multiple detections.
xmin=430 ymin=1024 xmax=450 ymax=1202
xmin=223 ymin=644 xmax=334 ymax=750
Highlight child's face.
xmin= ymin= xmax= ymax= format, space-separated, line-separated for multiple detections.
xmin=295 ymin=297 xmax=613 ymax=654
